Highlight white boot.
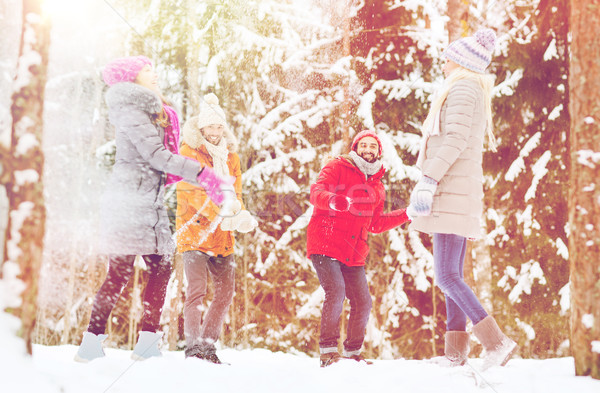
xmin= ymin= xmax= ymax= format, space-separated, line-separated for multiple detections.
xmin=429 ymin=331 xmax=470 ymax=367
xmin=131 ymin=331 xmax=163 ymax=360
xmin=74 ymin=332 xmax=108 ymax=363
xmin=472 ymin=316 xmax=518 ymax=370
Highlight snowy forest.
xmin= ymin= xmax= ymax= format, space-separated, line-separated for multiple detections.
xmin=1 ymin=0 xmax=599 ymax=381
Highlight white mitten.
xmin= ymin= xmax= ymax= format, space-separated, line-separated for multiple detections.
xmin=220 ymin=198 xmax=242 ymax=217
xmin=235 ymin=210 xmax=258 ymax=233
xmin=220 ymin=216 xmax=237 ymax=232
xmin=218 ymin=199 xmax=242 ymax=231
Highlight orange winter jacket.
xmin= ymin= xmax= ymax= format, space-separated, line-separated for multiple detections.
xmin=175 ymin=142 xmax=243 ymax=256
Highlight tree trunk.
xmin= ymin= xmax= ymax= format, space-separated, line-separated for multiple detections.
xmin=447 ymin=0 xmax=469 ymax=42
xmin=569 ymin=0 xmax=600 ymax=379
xmin=185 ymin=0 xmax=200 ymax=116
xmin=341 ymin=0 xmax=351 ymax=149
xmin=0 ymin=0 xmax=51 ymax=355
xmin=166 ymin=253 xmax=184 ymax=350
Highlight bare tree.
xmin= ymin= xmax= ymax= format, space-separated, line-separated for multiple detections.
xmin=447 ymin=0 xmax=469 ymax=42
xmin=569 ymin=0 xmax=600 ymax=380
xmin=0 ymin=0 xmax=51 ymax=355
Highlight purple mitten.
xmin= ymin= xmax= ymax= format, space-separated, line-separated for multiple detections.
xmin=197 ymin=167 xmax=235 ymax=205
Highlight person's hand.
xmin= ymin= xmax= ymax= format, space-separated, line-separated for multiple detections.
xmin=220 ymin=199 xmax=242 ymax=217
xmin=196 ymin=167 xmax=235 ymax=206
xmin=234 ymin=210 xmax=258 ymax=233
xmin=407 ymin=176 xmax=438 ymax=217
xmin=220 ymin=210 xmax=258 ymax=233
xmin=329 ymin=194 xmax=352 ymax=212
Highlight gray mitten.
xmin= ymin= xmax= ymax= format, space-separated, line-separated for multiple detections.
xmin=407 ymin=176 xmax=438 ymax=217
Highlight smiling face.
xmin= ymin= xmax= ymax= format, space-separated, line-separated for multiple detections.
xmin=134 ymin=64 xmax=160 ymax=93
xmin=201 ymin=124 xmax=225 ymax=145
xmin=442 ymin=58 xmax=460 ymax=78
xmin=355 ymin=136 xmax=380 ymax=163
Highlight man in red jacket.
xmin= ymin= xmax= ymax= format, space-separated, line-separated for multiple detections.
xmin=307 ymin=130 xmax=410 ymax=367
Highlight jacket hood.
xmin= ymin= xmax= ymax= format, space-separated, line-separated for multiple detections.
xmin=181 ymin=115 xmax=238 ymax=152
xmin=105 ymin=82 xmax=162 ymax=114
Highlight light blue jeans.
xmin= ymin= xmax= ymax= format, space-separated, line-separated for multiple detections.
xmin=433 ymin=233 xmax=488 ymax=331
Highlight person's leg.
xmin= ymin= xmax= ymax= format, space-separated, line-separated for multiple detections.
xmin=88 ymin=255 xmax=136 ymax=334
xmin=183 ymin=251 xmax=209 ymax=352
xmin=433 ymin=233 xmax=487 ymax=328
xmin=341 ymin=264 xmax=372 ymax=357
xmin=311 ymin=254 xmax=346 ymax=355
xmin=76 ymin=255 xmax=135 ymax=362
xmin=443 ymin=237 xmax=468 ymax=331
xmin=139 ymin=254 xmax=172 ymax=332
xmin=197 ymin=254 xmax=236 ymax=356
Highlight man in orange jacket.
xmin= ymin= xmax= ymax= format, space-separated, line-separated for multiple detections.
xmin=306 ymin=130 xmax=410 ymax=367
xmin=176 ymin=94 xmax=257 ymax=364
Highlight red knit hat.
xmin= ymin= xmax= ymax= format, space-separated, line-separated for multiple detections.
xmin=351 ymin=130 xmax=383 ymax=157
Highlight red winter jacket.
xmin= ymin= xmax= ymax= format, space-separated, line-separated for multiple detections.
xmin=306 ymin=156 xmax=410 ymax=267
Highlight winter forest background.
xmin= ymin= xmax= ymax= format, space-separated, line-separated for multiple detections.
xmin=0 ymin=0 xmax=578 ymax=364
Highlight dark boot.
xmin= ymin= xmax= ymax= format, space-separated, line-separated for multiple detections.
xmin=472 ymin=316 xmax=517 ymax=370
xmin=343 ymin=353 xmax=373 ymax=365
xmin=186 ymin=345 xmax=227 ymax=365
xmin=319 ymin=352 xmax=341 ymax=367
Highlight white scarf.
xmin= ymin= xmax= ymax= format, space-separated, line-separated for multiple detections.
xmin=201 ymin=134 xmax=230 ymax=178
xmin=349 ymin=151 xmax=382 ymax=177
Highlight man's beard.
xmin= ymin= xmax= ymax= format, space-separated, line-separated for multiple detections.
xmin=359 ymin=152 xmax=377 ymax=163
xmin=202 ymin=133 xmax=222 ymax=145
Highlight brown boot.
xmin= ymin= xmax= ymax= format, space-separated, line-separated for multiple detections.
xmin=429 ymin=331 xmax=469 ymax=367
xmin=320 ymin=352 xmax=341 ymax=367
xmin=472 ymin=316 xmax=517 ymax=370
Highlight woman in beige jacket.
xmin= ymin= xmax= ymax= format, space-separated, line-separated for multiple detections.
xmin=407 ymin=29 xmax=517 ymax=370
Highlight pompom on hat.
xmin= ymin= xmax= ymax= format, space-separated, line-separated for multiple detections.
xmin=102 ymin=55 xmax=152 ymax=86
xmin=443 ymin=29 xmax=496 ymax=73
xmin=351 ymin=130 xmax=383 ymax=157
xmin=197 ymin=93 xmax=228 ymax=130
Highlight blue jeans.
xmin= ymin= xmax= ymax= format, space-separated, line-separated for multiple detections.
xmin=311 ymin=254 xmax=372 ymax=353
xmin=433 ymin=233 xmax=488 ymax=331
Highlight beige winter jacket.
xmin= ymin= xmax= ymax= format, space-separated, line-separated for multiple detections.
xmin=410 ymin=79 xmax=486 ymax=239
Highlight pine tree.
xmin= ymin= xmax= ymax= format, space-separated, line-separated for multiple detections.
xmin=489 ymin=0 xmax=570 ymax=357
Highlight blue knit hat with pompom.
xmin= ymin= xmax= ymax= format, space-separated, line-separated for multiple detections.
xmin=443 ymin=29 xmax=496 ymax=73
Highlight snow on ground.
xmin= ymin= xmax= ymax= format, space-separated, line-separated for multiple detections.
xmin=3 ymin=342 xmax=600 ymax=393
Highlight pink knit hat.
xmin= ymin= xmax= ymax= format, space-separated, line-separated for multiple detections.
xmin=351 ymin=130 xmax=383 ymax=157
xmin=102 ymin=55 xmax=152 ymax=86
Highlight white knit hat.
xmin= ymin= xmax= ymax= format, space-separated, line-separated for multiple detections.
xmin=443 ymin=29 xmax=496 ymax=74
xmin=197 ymin=93 xmax=228 ymax=130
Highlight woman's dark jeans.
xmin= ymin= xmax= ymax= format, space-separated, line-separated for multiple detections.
xmin=88 ymin=254 xmax=171 ymax=335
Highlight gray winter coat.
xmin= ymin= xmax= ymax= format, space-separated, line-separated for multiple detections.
xmin=98 ymin=82 xmax=202 ymax=256
xmin=410 ymin=79 xmax=486 ymax=239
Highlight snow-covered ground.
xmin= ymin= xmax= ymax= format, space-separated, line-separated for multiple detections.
xmin=1 ymin=303 xmax=599 ymax=392
xmin=3 ymin=338 xmax=600 ymax=392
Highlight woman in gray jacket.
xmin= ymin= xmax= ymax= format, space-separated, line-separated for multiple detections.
xmin=407 ymin=29 xmax=517 ymax=370
xmin=75 ymin=56 xmax=230 ymax=362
